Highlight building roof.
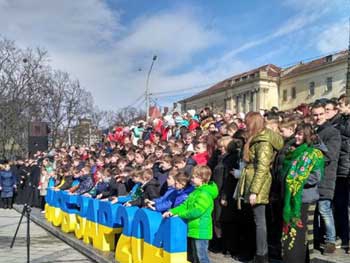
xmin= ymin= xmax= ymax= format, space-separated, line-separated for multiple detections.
xmin=180 ymin=64 xmax=281 ymax=102
xmin=281 ymin=50 xmax=348 ymax=79
xmin=179 ymin=50 xmax=348 ymax=104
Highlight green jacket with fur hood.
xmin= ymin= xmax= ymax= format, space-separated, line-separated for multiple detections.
xmin=170 ymin=181 xmax=218 ymax=239
xmin=237 ymin=128 xmax=284 ymax=206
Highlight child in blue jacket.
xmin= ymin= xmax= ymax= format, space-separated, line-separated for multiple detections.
xmin=146 ymin=171 xmax=194 ymax=212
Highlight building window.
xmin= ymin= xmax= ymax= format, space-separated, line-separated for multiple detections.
xmin=291 ymin=87 xmax=296 ymax=99
xmin=325 ymin=55 xmax=332 ymax=63
xmin=309 ymin=81 xmax=315 ymax=96
xmin=249 ymin=74 xmax=255 ymax=79
xmin=283 ymin=90 xmax=288 ymax=101
xmin=326 ymin=77 xmax=332 ymax=92
xmin=242 ymin=76 xmax=247 ymax=81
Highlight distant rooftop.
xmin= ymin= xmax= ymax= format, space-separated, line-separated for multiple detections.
xmin=180 ymin=64 xmax=281 ymax=102
xmin=179 ymin=50 xmax=348 ymax=103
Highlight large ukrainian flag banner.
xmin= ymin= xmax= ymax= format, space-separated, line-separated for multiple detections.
xmin=45 ymin=189 xmax=188 ymax=263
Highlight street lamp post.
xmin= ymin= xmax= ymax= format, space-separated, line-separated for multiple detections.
xmin=145 ymin=55 xmax=157 ymax=120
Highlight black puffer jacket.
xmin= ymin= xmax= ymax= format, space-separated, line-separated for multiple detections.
xmin=316 ymin=122 xmax=341 ymax=200
xmin=329 ymin=114 xmax=350 ymax=178
xmin=271 ymin=136 xmax=295 ymax=200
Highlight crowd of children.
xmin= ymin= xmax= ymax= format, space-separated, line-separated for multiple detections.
xmin=2 ymin=93 xmax=350 ymax=263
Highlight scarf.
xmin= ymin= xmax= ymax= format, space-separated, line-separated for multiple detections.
xmin=281 ymin=143 xmax=324 ymax=249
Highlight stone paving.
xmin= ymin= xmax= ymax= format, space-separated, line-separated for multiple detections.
xmin=1 ymin=206 xmax=350 ymax=263
xmin=0 ymin=208 xmax=92 ymax=263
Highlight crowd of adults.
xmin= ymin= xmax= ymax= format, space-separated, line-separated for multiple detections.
xmin=1 ymin=93 xmax=350 ymax=263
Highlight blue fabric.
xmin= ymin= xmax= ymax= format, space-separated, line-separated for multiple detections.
xmin=154 ymin=185 xmax=194 ymax=212
xmin=194 ymin=239 xmax=210 ymax=263
xmin=318 ymin=199 xmax=336 ymax=243
xmin=91 ymin=165 xmax=97 ymax=175
xmin=118 ymin=182 xmax=141 ymax=204
xmin=72 ymin=179 xmax=80 ymax=187
xmin=75 ymin=175 xmax=94 ymax=195
xmin=173 ymin=185 xmax=194 ymax=207
xmin=0 ymin=170 xmax=16 ymax=198
xmin=90 ymin=181 xmax=109 ymax=198
xmin=154 ymin=187 xmax=177 ymax=212
xmin=48 ymin=177 xmax=55 ymax=188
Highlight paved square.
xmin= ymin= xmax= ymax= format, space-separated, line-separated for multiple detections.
xmin=0 ymin=208 xmax=91 ymax=263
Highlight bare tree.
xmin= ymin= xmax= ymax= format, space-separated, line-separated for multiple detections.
xmin=0 ymin=37 xmax=95 ymax=157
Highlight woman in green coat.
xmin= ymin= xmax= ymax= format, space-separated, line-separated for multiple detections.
xmin=237 ymin=112 xmax=284 ymax=263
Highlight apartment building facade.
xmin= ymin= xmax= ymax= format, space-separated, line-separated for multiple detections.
xmin=179 ymin=51 xmax=348 ymax=113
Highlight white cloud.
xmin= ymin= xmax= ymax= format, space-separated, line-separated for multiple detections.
xmin=0 ymin=1 xmax=222 ymax=110
xmin=0 ymin=0 xmax=121 ymax=50
xmin=115 ymin=10 xmax=220 ymax=71
xmin=317 ymin=21 xmax=348 ymax=53
xmin=0 ymin=0 xmax=346 ymax=112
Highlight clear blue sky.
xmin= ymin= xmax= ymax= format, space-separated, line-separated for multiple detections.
xmin=1 ymin=0 xmax=349 ymax=110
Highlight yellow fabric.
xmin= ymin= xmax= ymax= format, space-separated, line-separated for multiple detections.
xmin=56 ymin=178 xmax=65 ymax=188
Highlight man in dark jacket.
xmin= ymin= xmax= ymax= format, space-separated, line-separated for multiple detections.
xmin=312 ymin=102 xmax=341 ymax=253
xmin=327 ymin=96 xmax=350 ymax=249
xmin=27 ymin=159 xmax=41 ymax=207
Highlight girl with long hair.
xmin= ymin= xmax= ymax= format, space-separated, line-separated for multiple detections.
xmin=237 ymin=112 xmax=284 ymax=263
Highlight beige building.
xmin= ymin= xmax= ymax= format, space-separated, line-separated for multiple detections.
xmin=279 ymin=51 xmax=348 ymax=110
xmin=179 ymin=50 xmax=348 ymax=113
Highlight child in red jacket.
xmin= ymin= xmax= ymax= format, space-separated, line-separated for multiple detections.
xmin=193 ymin=143 xmax=209 ymax=165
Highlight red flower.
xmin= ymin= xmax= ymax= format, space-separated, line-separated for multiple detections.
xmin=283 ymin=223 xmax=290 ymax=234
xmin=296 ymin=220 xmax=303 ymax=228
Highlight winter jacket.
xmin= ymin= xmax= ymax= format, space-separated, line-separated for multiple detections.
xmin=207 ymin=149 xmax=221 ymax=172
xmin=271 ymin=136 xmax=295 ymax=200
xmin=10 ymin=165 xmax=20 ymax=185
xmin=39 ymin=172 xmax=50 ymax=196
xmin=29 ymin=164 xmax=41 ymax=189
xmin=75 ymin=175 xmax=94 ymax=195
xmin=154 ymin=187 xmax=177 ymax=212
xmin=184 ymin=157 xmax=197 ymax=177
xmin=58 ymin=176 xmax=73 ymax=191
xmin=101 ymin=177 xmax=129 ymax=198
xmin=129 ymin=178 xmax=160 ymax=207
xmin=193 ymin=152 xmax=209 ymax=165
xmin=212 ymin=150 xmax=239 ymax=223
xmin=152 ymin=164 xmax=170 ymax=195
xmin=170 ymin=182 xmax=218 ymax=240
xmin=316 ymin=122 xmax=341 ymax=199
xmin=154 ymin=185 xmax=194 ymax=212
xmin=237 ymin=128 xmax=284 ymax=205
xmin=220 ymin=137 xmax=244 ymax=222
xmin=89 ymin=181 xmax=109 ymax=198
xmin=0 ymin=170 xmax=17 ymax=198
xmin=329 ymin=114 xmax=350 ymax=178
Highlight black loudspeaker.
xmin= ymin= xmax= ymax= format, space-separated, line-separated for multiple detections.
xmin=28 ymin=122 xmax=49 ymax=156
xmin=28 ymin=136 xmax=48 ymax=156
xmin=29 ymin=122 xmax=49 ymax=137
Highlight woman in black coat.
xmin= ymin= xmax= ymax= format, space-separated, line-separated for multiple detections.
xmin=211 ymin=135 xmax=241 ymax=255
